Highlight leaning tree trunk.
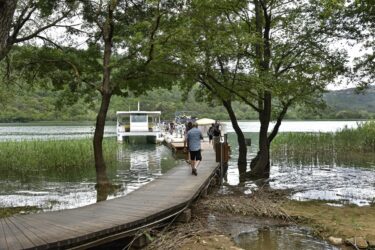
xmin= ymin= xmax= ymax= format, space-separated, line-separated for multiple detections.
xmin=222 ymin=100 xmax=247 ymax=177
xmin=250 ymin=91 xmax=271 ymax=178
xmin=93 ymin=2 xmax=116 ymax=192
xmin=0 ymin=0 xmax=17 ymax=61
xmin=93 ymin=92 xmax=112 ymax=188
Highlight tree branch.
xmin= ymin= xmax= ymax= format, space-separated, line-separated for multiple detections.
xmin=14 ymin=11 xmax=71 ymax=43
xmin=268 ymin=99 xmax=292 ymax=144
xmin=11 ymin=4 xmax=37 ymax=41
xmin=35 ymin=35 xmax=64 ymax=50
xmin=144 ymin=0 xmax=163 ymax=66
xmin=206 ymin=73 xmax=262 ymax=112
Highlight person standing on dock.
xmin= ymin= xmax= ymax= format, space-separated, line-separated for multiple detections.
xmin=212 ymin=121 xmax=221 ymax=150
xmin=207 ymin=123 xmax=214 ymax=144
xmin=184 ymin=122 xmax=203 ymax=176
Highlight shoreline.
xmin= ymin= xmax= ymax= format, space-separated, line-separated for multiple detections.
xmin=145 ymin=186 xmax=375 ymax=249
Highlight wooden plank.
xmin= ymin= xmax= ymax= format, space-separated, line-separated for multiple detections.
xmin=6 ymin=217 xmax=46 ymax=247
xmin=3 ymin=218 xmax=35 ymax=249
xmin=14 ymin=215 xmax=108 ymax=249
xmin=0 ymin=218 xmax=23 ymax=250
xmin=95 ymin=200 xmax=165 ymax=214
xmin=21 ymin=212 xmax=118 ymax=240
xmin=94 ymin=203 xmax=174 ymax=220
xmin=13 ymin=216 xmax=77 ymax=244
xmin=0 ymin=219 xmax=9 ymax=250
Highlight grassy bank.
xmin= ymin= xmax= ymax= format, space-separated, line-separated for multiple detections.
xmin=0 ymin=138 xmax=119 ymax=180
xmin=272 ymin=120 xmax=375 ymax=167
xmin=282 ymin=200 xmax=375 ymax=245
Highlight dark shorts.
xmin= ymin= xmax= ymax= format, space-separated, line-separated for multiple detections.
xmin=190 ymin=150 xmax=202 ymax=161
xmin=208 ymin=135 xmax=213 ymax=140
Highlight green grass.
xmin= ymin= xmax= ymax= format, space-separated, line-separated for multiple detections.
xmin=0 ymin=138 xmax=119 ymax=180
xmin=0 ymin=206 xmax=41 ymax=218
xmin=272 ymin=120 xmax=375 ymax=167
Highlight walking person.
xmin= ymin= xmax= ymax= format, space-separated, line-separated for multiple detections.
xmin=184 ymin=121 xmax=193 ymax=164
xmin=184 ymin=122 xmax=203 ymax=176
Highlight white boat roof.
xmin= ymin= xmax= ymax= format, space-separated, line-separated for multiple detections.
xmin=116 ymin=111 xmax=161 ymax=117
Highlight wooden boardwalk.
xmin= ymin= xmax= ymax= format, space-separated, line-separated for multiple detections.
xmin=169 ymin=142 xmax=185 ymax=153
xmin=0 ymin=142 xmax=218 ymax=249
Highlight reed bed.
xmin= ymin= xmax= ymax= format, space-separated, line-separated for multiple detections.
xmin=0 ymin=138 xmax=119 ymax=180
xmin=272 ymin=120 xmax=375 ymax=167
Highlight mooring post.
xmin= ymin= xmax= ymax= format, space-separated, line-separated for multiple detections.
xmin=220 ymin=134 xmax=227 ymax=187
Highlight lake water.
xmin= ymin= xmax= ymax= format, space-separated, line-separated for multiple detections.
xmin=0 ymin=120 xmax=371 ymax=249
xmin=224 ymin=120 xmax=360 ymax=133
xmin=0 ymin=120 xmax=373 ymax=211
xmin=223 ymin=120 xmax=375 ymax=206
xmin=0 ymin=123 xmax=180 ymax=211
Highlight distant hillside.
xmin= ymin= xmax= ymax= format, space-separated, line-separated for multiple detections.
xmin=323 ymin=86 xmax=375 ymax=119
xmin=325 ymin=86 xmax=375 ymax=111
xmin=0 ymin=83 xmax=374 ymax=122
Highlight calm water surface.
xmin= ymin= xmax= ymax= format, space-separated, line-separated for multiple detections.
xmin=208 ymin=214 xmax=339 ymax=250
xmin=0 ymin=120 xmax=373 ymax=209
xmin=223 ymin=120 xmax=375 ymax=206
xmin=0 ymin=123 xmax=180 ymax=211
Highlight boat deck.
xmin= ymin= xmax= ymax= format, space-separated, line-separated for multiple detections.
xmin=0 ymin=142 xmax=218 ymax=249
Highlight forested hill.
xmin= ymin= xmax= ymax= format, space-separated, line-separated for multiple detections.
xmin=0 ymin=85 xmax=374 ymax=122
xmin=323 ymin=86 xmax=375 ymax=119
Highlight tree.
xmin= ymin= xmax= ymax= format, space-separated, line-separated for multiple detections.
xmin=0 ymin=0 xmax=74 ymax=62
xmin=237 ymin=1 xmax=346 ymax=178
xmin=175 ymin=0 xmax=346 ymax=179
xmin=74 ymin=0 xmax=172 ymax=192
xmin=0 ymin=0 xmax=17 ymax=60
xmin=161 ymin=0 xmax=250 ymax=178
xmin=347 ymin=0 xmax=375 ymax=90
xmin=6 ymin=0 xmax=175 ymax=194
xmin=317 ymin=0 xmax=375 ymax=90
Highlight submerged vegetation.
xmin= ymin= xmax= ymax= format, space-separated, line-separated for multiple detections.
xmin=271 ymin=121 xmax=375 ymax=167
xmin=0 ymin=138 xmax=119 ymax=181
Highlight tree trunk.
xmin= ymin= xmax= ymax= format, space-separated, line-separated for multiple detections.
xmin=250 ymin=91 xmax=271 ymax=178
xmin=93 ymin=2 xmax=116 ymax=189
xmin=222 ymin=100 xmax=247 ymax=177
xmin=93 ymin=92 xmax=111 ymax=187
xmin=0 ymin=0 xmax=17 ymax=61
xmin=248 ymin=0 xmax=272 ymax=179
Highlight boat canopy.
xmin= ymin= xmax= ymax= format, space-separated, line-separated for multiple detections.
xmin=116 ymin=111 xmax=161 ymax=117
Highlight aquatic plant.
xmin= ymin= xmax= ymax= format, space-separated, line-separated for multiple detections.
xmin=335 ymin=120 xmax=375 ymax=153
xmin=271 ymin=121 xmax=375 ymax=167
xmin=0 ymin=138 xmax=119 ymax=181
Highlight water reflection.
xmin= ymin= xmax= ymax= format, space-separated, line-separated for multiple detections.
xmin=0 ymin=124 xmax=116 ymax=141
xmin=209 ymin=214 xmax=338 ymax=250
xmin=225 ymin=132 xmax=375 ymax=206
xmin=0 ymin=143 xmax=179 ymax=211
xmin=235 ymin=226 xmax=339 ymax=250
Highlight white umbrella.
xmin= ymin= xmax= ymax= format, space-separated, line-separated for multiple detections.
xmin=196 ymin=118 xmax=215 ymax=125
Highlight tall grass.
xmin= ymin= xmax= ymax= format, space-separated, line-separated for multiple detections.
xmin=272 ymin=121 xmax=375 ymax=167
xmin=0 ymin=138 xmax=119 ymax=180
xmin=335 ymin=120 xmax=375 ymax=153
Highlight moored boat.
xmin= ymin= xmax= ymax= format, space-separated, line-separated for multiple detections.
xmin=116 ymin=106 xmax=163 ymax=143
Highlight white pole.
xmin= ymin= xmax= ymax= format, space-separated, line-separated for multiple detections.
xmin=220 ymin=138 xmax=223 ymax=187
